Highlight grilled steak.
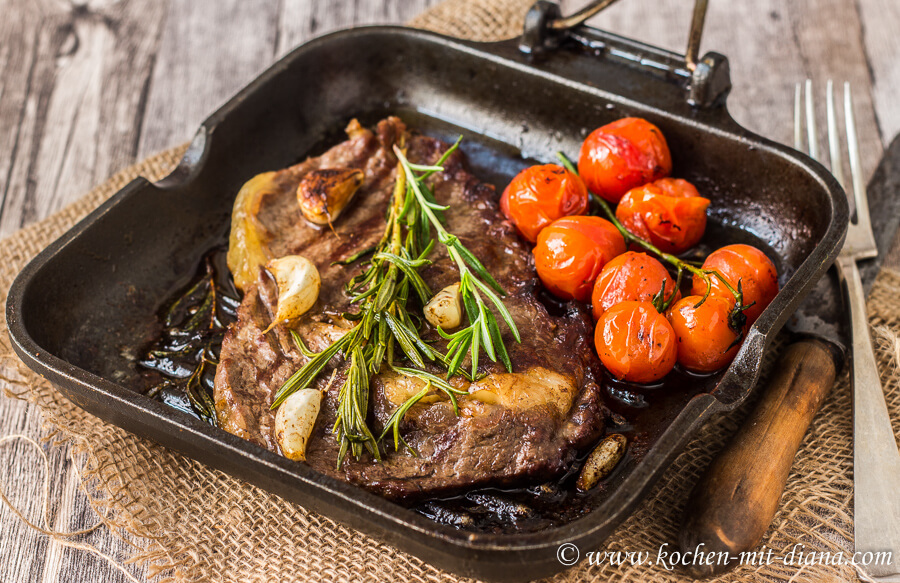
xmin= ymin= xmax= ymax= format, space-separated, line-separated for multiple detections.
xmin=214 ymin=117 xmax=607 ymax=501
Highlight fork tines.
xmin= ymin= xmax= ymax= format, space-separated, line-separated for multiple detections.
xmin=794 ymin=80 xmax=876 ymax=255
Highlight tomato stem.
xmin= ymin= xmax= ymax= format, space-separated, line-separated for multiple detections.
xmin=556 ymin=151 xmax=752 ymax=333
xmin=663 ymin=267 xmax=683 ymax=312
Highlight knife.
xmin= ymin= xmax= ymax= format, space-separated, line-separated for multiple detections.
xmin=678 ymin=133 xmax=900 ymax=577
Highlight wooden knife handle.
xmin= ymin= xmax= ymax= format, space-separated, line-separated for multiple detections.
xmin=678 ymin=338 xmax=840 ymax=576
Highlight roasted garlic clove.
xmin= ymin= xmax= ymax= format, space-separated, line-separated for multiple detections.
xmin=297 ymin=168 xmax=364 ymax=226
xmin=275 ymin=388 xmax=322 ymax=462
xmin=265 ymin=255 xmax=320 ymax=331
xmin=424 ymin=283 xmax=463 ymax=330
xmin=576 ymin=433 xmax=627 ymax=491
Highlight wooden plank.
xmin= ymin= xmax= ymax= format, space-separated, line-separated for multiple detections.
xmin=0 ymin=408 xmax=144 ymax=583
xmin=48 ymin=451 xmax=146 ymax=583
xmin=276 ymin=0 xmax=440 ymax=57
xmin=0 ymin=0 xmax=51 ymax=240
xmin=0 ymin=0 xmax=167 ymax=238
xmin=137 ymin=0 xmax=441 ymax=157
xmin=0 ymin=400 xmax=52 ymax=583
xmin=855 ymin=0 xmax=900 ymax=144
xmin=0 ymin=1 xmax=168 ymax=581
xmin=565 ymin=0 xmax=884 ymax=180
xmin=0 ymin=0 xmax=38 ymax=240
xmin=41 ymin=451 xmax=146 ymax=583
xmin=135 ymin=0 xmax=281 ymax=158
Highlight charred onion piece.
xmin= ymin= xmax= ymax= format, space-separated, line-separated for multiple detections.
xmin=227 ymin=172 xmax=277 ymax=291
xmin=297 ymin=168 xmax=365 ymax=226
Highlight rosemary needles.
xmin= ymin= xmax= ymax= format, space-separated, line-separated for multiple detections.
xmin=272 ymin=138 xmax=520 ymax=468
xmin=140 ymin=252 xmax=240 ymax=426
xmin=394 ymin=147 xmax=521 ymax=378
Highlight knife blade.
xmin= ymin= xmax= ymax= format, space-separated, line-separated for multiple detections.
xmin=678 ymin=133 xmax=900 ymax=576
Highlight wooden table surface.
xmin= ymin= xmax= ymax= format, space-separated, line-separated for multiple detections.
xmin=0 ymin=0 xmax=897 ymax=581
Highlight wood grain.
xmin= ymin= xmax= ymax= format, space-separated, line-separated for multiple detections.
xmin=137 ymin=0 xmax=440 ymax=158
xmin=856 ymin=0 xmax=900 ymax=144
xmin=0 ymin=0 xmax=897 ymax=581
xmin=136 ymin=0 xmax=280 ymax=158
xmin=0 ymin=0 xmax=166 ymax=237
xmin=568 ymin=0 xmax=885 ymax=178
xmin=679 ymin=339 xmax=839 ymax=577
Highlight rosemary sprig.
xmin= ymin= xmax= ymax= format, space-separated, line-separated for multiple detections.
xmin=272 ymin=159 xmax=429 ymax=464
xmin=378 ymin=366 xmax=466 ymax=455
xmin=393 ymin=146 xmax=521 ymax=378
xmin=556 ymin=152 xmax=754 ymax=337
xmin=140 ymin=256 xmax=238 ymax=426
xmin=332 ymin=244 xmax=376 ymax=266
xmin=271 ymin=138 xmax=519 ymax=468
xmin=379 ymin=383 xmax=430 ymax=455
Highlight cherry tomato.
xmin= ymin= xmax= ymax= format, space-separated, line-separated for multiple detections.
xmin=615 ymin=178 xmax=710 ymax=254
xmin=578 ymin=117 xmax=673 ymax=203
xmin=690 ymin=244 xmax=779 ymax=326
xmin=591 ymin=251 xmax=681 ymax=320
xmin=594 ymin=301 xmax=677 ymax=383
xmin=500 ymin=164 xmax=589 ymax=243
xmin=534 ymin=216 xmax=626 ymax=302
xmin=668 ymin=295 xmax=741 ymax=373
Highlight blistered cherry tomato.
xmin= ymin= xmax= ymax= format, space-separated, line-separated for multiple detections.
xmin=594 ymin=301 xmax=677 ymax=383
xmin=578 ymin=117 xmax=673 ymax=203
xmin=500 ymin=164 xmax=589 ymax=242
xmin=690 ymin=244 xmax=779 ymax=326
xmin=668 ymin=295 xmax=741 ymax=373
xmin=616 ymin=178 xmax=710 ymax=254
xmin=534 ymin=216 xmax=626 ymax=302
xmin=591 ymin=251 xmax=681 ymax=320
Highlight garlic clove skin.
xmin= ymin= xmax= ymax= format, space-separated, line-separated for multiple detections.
xmin=424 ymin=283 xmax=463 ymax=330
xmin=576 ymin=433 xmax=627 ymax=491
xmin=297 ymin=168 xmax=365 ymax=226
xmin=266 ymin=255 xmax=320 ymax=331
xmin=275 ymin=388 xmax=322 ymax=462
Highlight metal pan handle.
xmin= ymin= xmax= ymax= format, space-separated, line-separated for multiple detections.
xmin=520 ymin=0 xmax=729 ymax=109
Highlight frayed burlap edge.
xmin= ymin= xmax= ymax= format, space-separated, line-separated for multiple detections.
xmin=1 ymin=0 xmax=899 ymax=581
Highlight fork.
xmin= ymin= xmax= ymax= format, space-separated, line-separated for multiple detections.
xmin=796 ymin=79 xmax=900 ymax=581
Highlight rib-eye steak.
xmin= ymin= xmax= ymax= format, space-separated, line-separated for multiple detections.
xmin=214 ymin=117 xmax=607 ymax=501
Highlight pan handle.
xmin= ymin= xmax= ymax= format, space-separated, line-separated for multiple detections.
xmin=520 ymin=0 xmax=728 ymax=109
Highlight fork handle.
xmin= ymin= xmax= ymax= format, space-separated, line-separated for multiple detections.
xmin=678 ymin=338 xmax=838 ymax=576
xmin=837 ymin=255 xmax=900 ymax=578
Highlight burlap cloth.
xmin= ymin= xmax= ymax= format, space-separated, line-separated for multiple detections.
xmin=1 ymin=1 xmax=899 ymax=581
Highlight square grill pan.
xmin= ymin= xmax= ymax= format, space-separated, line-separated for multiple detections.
xmin=6 ymin=16 xmax=848 ymax=582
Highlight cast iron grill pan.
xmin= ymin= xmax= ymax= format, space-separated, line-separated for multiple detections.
xmin=6 ymin=22 xmax=847 ymax=582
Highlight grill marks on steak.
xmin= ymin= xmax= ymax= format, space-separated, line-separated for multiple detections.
xmin=214 ymin=117 xmax=606 ymax=501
